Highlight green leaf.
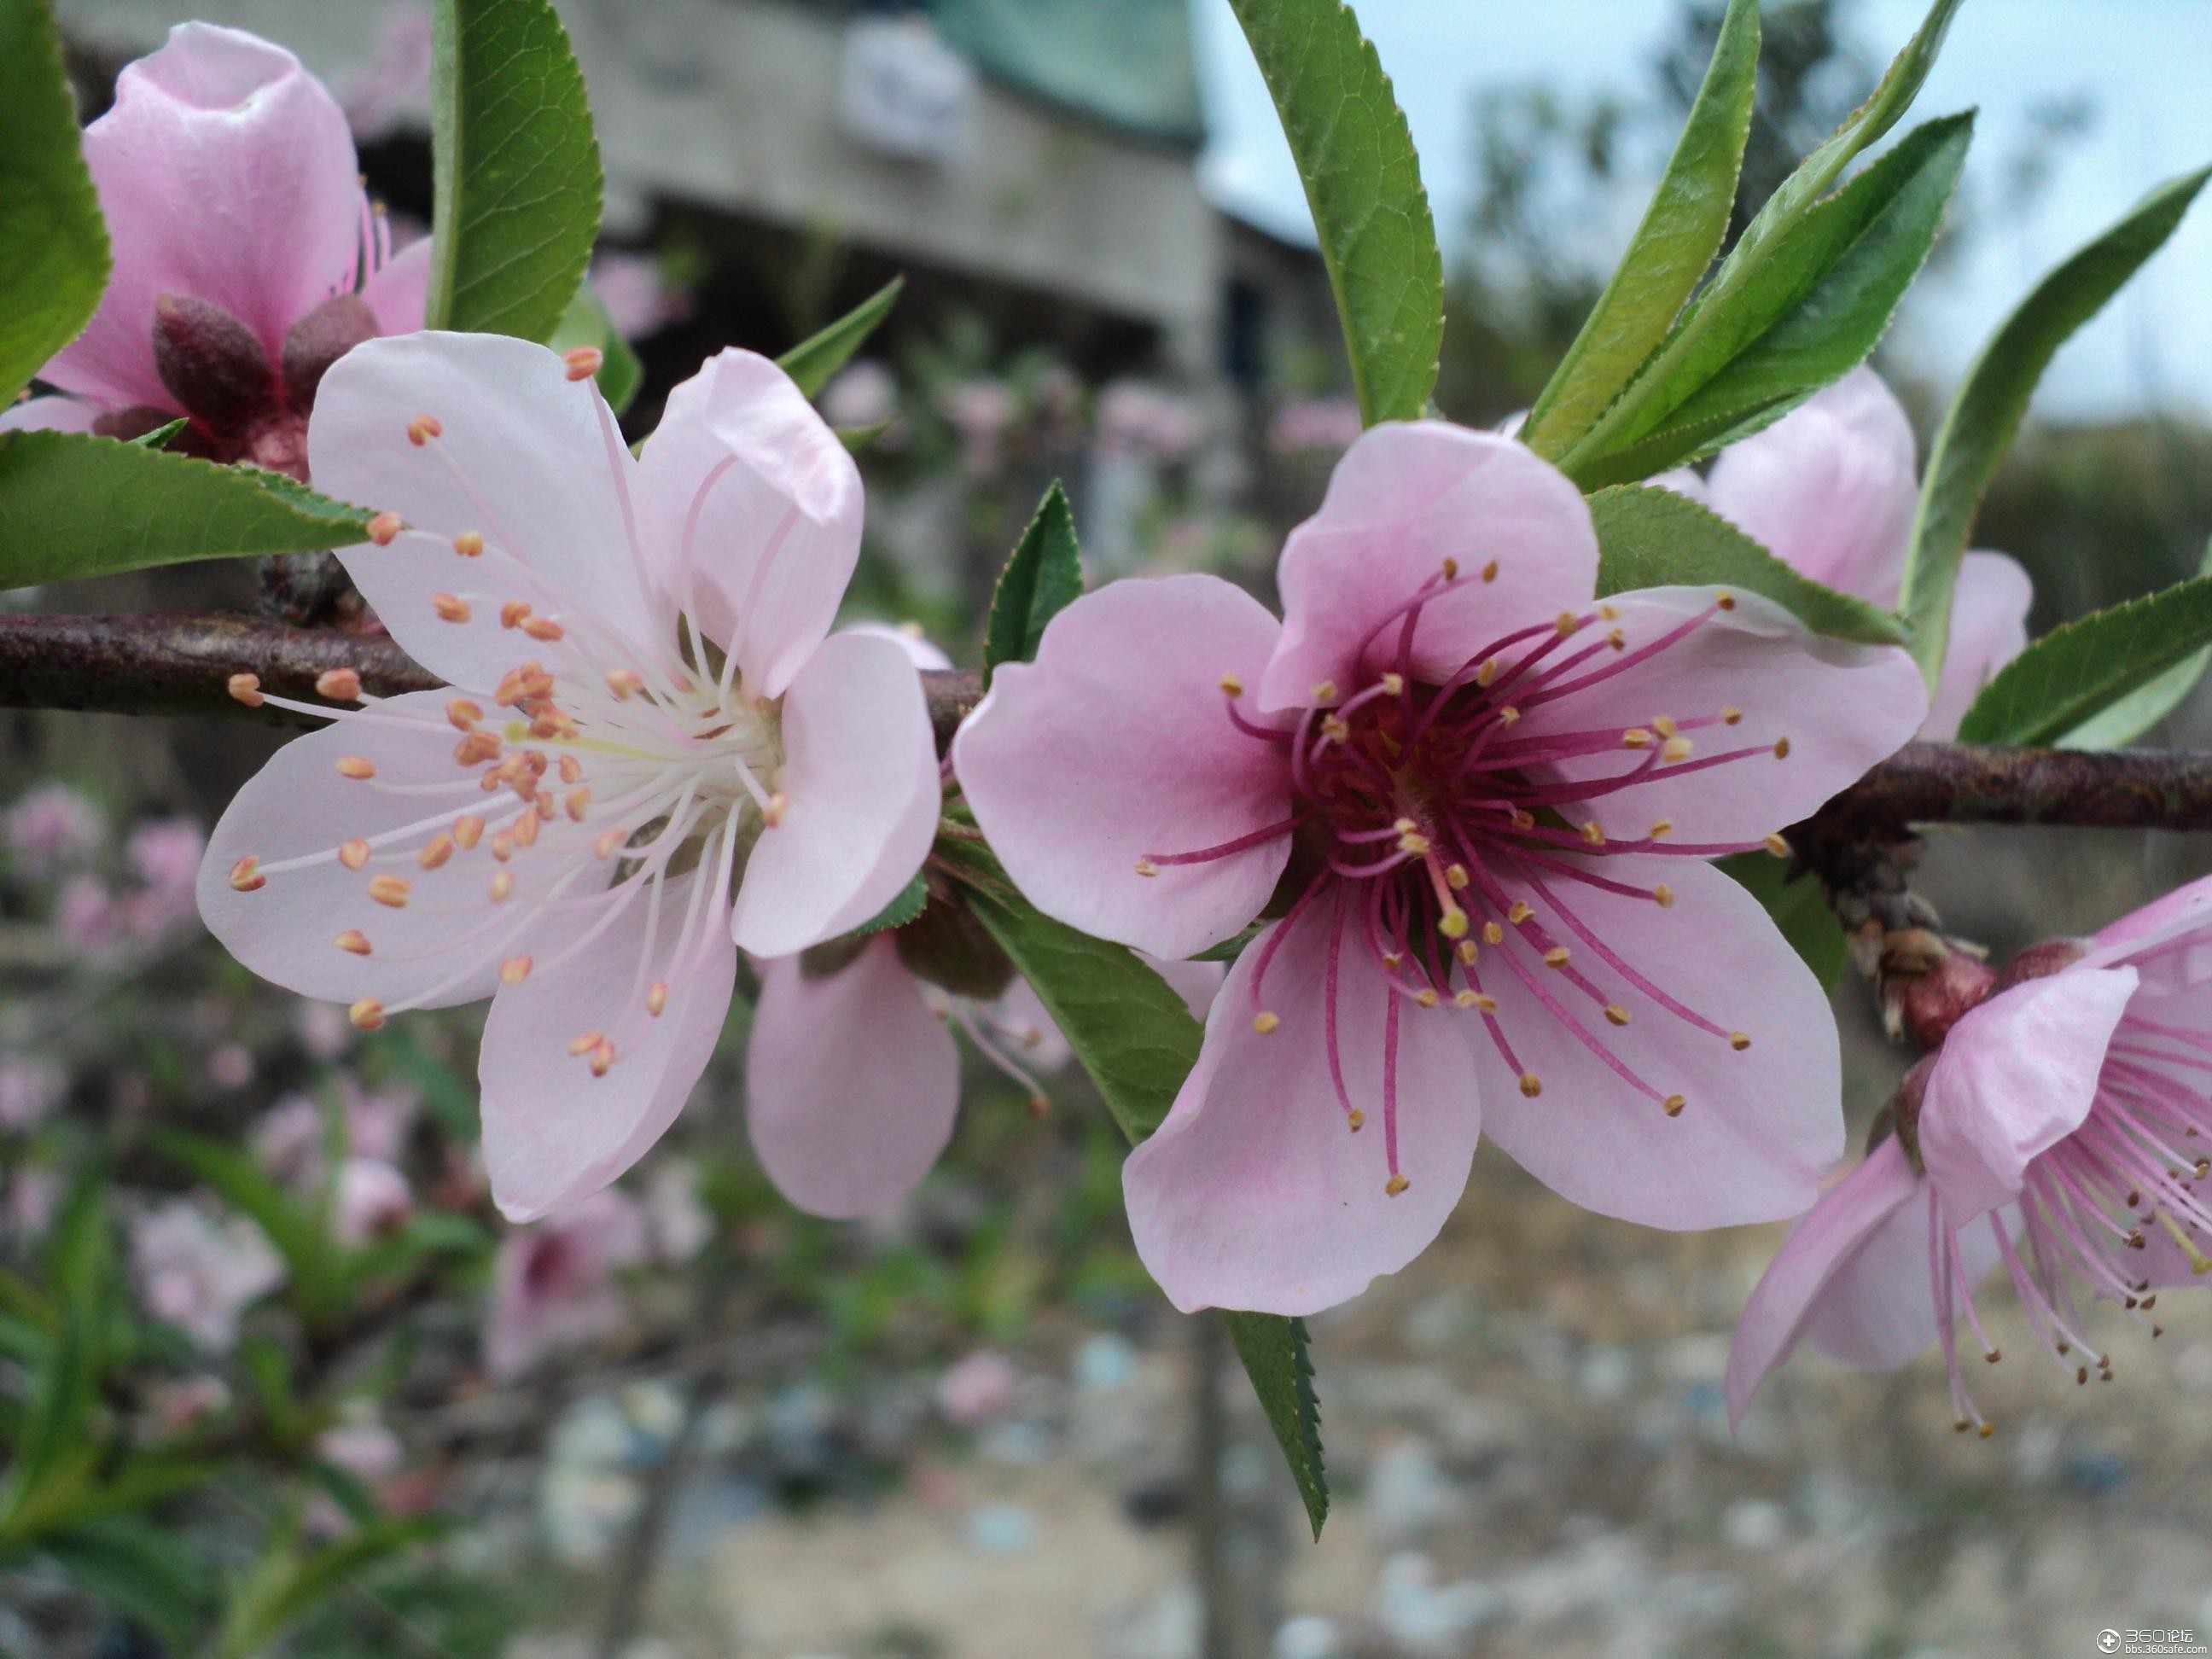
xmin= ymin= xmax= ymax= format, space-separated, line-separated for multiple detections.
xmin=0 ymin=0 xmax=110 ymax=405
xmin=218 ymin=1516 xmax=449 ymax=1659
xmin=1899 ymin=165 xmax=2212 ymax=686
xmin=127 ymin=417 xmax=187 ymax=451
xmin=1226 ymin=0 xmax=1443 ymax=426
xmin=0 ymin=1174 xmax=109 ymax=1526
xmin=778 ymin=277 xmax=905 ymax=399
xmin=1522 ymin=0 xmax=1759 ymax=457
xmin=1565 ymin=113 xmax=1971 ymax=490
xmin=1589 ymin=484 xmax=1910 ymax=645
xmin=425 ymin=0 xmax=602 ymax=340
xmin=38 ymin=1516 xmax=210 ymax=1649
xmin=1719 ymin=853 xmax=1846 ymax=989
xmin=983 ymin=482 xmax=1083 ymax=688
xmin=1955 ymin=571 xmax=2212 ymax=748
xmin=2058 ymin=540 xmax=2212 ymax=748
xmin=960 ymin=874 xmax=1330 ymax=1534
xmin=0 ymin=432 xmax=373 ymax=589
xmin=548 ymin=281 xmax=644 ymax=414
xmin=846 ymin=870 xmax=928 ymax=940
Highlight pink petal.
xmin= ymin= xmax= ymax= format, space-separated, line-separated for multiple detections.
xmin=1512 ymin=586 xmax=1928 ymax=847
xmin=312 ymin=332 xmax=669 ymax=692
xmin=357 ymin=235 xmax=433 ymax=337
xmin=952 ymin=575 xmax=1293 ymax=961
xmin=746 ymin=940 xmax=960 ymax=1217
xmin=841 ymin=621 xmax=952 ymax=671
xmin=1471 ymin=855 xmax=1843 ymax=1227
xmin=1919 ymin=965 xmax=2139 ymax=1221
xmin=1703 ymin=367 xmax=1919 ymax=601
xmin=1920 ymin=550 xmax=2032 ymax=740
xmin=480 ymin=868 xmax=736 ymax=1221
xmin=196 ymin=690 xmax=606 ymax=1007
xmin=726 ymin=630 xmax=939 ymax=958
xmin=1649 ymin=466 xmax=1710 ymax=505
xmin=1260 ymin=424 xmax=1600 ymax=711
xmin=51 ymin=24 xmax=364 ymax=408
xmin=2085 ymin=876 xmax=2212 ymax=994
xmin=0 ymin=397 xmax=102 ymax=434
xmin=1122 ymin=904 xmax=1481 ymax=1315
xmin=1139 ymin=951 xmax=1228 ymax=1023
xmin=1725 ymin=1138 xmax=1926 ymax=1427
xmin=633 ymin=349 xmax=862 ymax=697
xmin=2095 ymin=874 xmax=2212 ymax=953
xmin=981 ymin=976 xmax=1071 ymax=1073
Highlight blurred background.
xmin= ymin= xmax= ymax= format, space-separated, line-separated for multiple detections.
xmin=5 ymin=2 xmax=2211 ymax=1653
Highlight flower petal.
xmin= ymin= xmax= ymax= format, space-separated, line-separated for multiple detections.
xmin=1725 ymin=1138 xmax=1927 ymax=1428
xmin=1123 ymin=902 xmax=1481 ymax=1316
xmin=51 ymin=24 xmax=364 ymax=408
xmin=634 ymin=349 xmax=862 ymax=697
xmin=1260 ymin=424 xmax=1599 ymax=711
xmin=1512 ymin=586 xmax=1927 ymax=847
xmin=1471 ymin=856 xmax=1844 ymax=1228
xmin=196 ymin=690 xmax=605 ymax=1007
xmin=727 ymin=630 xmax=939 ymax=958
xmin=1920 ymin=550 xmax=2032 ymax=740
xmin=313 ymin=332 xmax=669 ymax=691
xmin=746 ymin=940 xmax=960 ymax=1217
xmin=357 ymin=235 xmax=433 ymax=337
xmin=1919 ymin=965 xmax=2139 ymax=1221
xmin=480 ymin=868 xmax=736 ymax=1221
xmin=1703 ymin=366 xmax=1919 ymax=601
xmin=0 ymin=396 xmax=102 ymax=434
xmin=953 ymin=574 xmax=1293 ymax=960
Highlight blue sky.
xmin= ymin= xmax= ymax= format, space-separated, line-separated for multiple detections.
xmin=1194 ymin=0 xmax=2212 ymax=422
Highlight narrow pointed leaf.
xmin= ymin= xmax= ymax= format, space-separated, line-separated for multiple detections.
xmin=1225 ymin=1312 xmax=1329 ymax=1538
xmin=2058 ymin=540 xmax=2212 ymax=748
xmin=0 ymin=433 xmax=372 ymax=589
xmin=1955 ymin=571 xmax=2212 ymax=748
xmin=0 ymin=0 xmax=111 ymax=405
xmin=778 ymin=277 xmax=905 ymax=399
xmin=983 ymin=482 xmax=1083 ymax=687
xmin=1590 ymin=484 xmax=1909 ymax=645
xmin=1522 ymin=0 xmax=1758 ymax=456
xmin=1899 ymin=166 xmax=2212 ymax=685
xmin=426 ymin=0 xmax=603 ymax=340
xmin=1227 ymin=0 xmax=1442 ymax=426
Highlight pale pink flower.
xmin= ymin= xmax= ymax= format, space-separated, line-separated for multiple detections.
xmin=130 ymin=1198 xmax=284 ymax=1353
xmin=1096 ymin=381 xmax=1202 ymax=463
xmin=0 ymin=1055 xmax=66 ymax=1131
xmin=52 ymin=875 xmax=118 ymax=952
xmin=5 ymin=1168 xmax=61 ymax=1239
xmin=935 ymin=1348 xmax=1020 ymax=1427
xmin=1 ymin=24 xmax=429 ymax=473
xmin=3 ymin=784 xmax=103 ymax=874
xmin=1266 ymin=395 xmax=1364 ymax=458
xmin=956 ymin=422 xmax=1929 ymax=1314
xmin=197 ymin=334 xmax=940 ymax=1222
xmin=485 ymin=1188 xmax=648 ymax=1380
xmin=1679 ymin=369 xmax=2033 ymax=740
xmin=205 ymin=1043 xmax=255 ymax=1090
xmin=293 ymin=998 xmax=355 ymax=1062
xmin=123 ymin=815 xmax=207 ymax=939
xmin=1727 ymin=876 xmax=2212 ymax=1433
xmin=588 ymin=250 xmax=696 ymax=343
xmin=820 ymin=360 xmax=897 ymax=433
xmin=251 ymin=1094 xmax=327 ymax=1184
xmin=148 ymin=1374 xmax=231 ymax=1434
xmin=334 ymin=1157 xmax=413 ymax=1244
xmin=642 ymin=1160 xmax=713 ymax=1265
xmin=940 ymin=378 xmax=1015 ymax=475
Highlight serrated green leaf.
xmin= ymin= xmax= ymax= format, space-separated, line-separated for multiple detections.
xmin=1956 ymin=572 xmax=2212 ymax=748
xmin=845 ymin=870 xmax=928 ymax=940
xmin=778 ymin=277 xmax=905 ymax=399
xmin=1900 ymin=166 xmax=2211 ymax=687
xmin=2058 ymin=540 xmax=2212 ymax=748
xmin=1522 ymin=0 xmax=1758 ymax=457
xmin=426 ymin=0 xmax=602 ymax=340
xmin=0 ymin=432 xmax=373 ymax=589
xmin=1227 ymin=0 xmax=1442 ymax=427
xmin=0 ymin=0 xmax=110 ymax=405
xmin=1590 ymin=484 xmax=1909 ymax=645
xmin=1566 ymin=113 xmax=1971 ymax=490
xmin=37 ymin=1516 xmax=210 ymax=1648
xmin=983 ymin=482 xmax=1082 ymax=688
xmin=548 ymin=281 xmax=644 ymax=414
xmin=1718 ymin=853 xmax=1846 ymax=989
xmin=960 ymin=876 xmax=1330 ymax=1534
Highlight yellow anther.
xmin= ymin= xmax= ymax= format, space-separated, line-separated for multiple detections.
xmin=500 ymin=598 xmax=531 ymax=630
xmin=1606 ymin=628 xmax=1626 ymax=650
xmin=558 ymin=754 xmax=583 ymax=785
xmin=1385 ymin=1173 xmax=1411 ymax=1196
xmin=338 ymin=838 xmax=371 ymax=870
xmin=1438 ymin=909 xmax=1469 ymax=940
xmin=1474 ymin=994 xmax=1498 ymax=1014
xmin=1508 ymin=900 xmax=1533 ymax=924
xmin=316 ymin=667 xmax=363 ymax=701
xmin=348 ymin=997 xmax=385 ymax=1031
xmin=1393 ymin=817 xmax=1418 ymax=833
xmin=1381 ymin=952 xmax=1404 ymax=969
xmin=1599 ymin=603 xmax=1620 ymax=621
xmin=1455 ymin=940 xmax=1479 ymax=966
xmin=1721 ymin=706 xmax=1742 ymax=725
xmin=1653 ymin=715 xmax=1678 ymax=738
xmin=566 ymin=788 xmax=591 ymax=822
xmin=500 ymin=955 xmax=533 ymax=985
xmin=1580 ymin=821 xmax=1604 ymax=846
xmin=1773 ymin=735 xmax=1791 ymax=759
xmin=1662 ymin=1093 xmax=1686 ymax=1117
xmin=1661 ymin=736 xmax=1694 ymax=763
xmin=1475 ymin=658 xmax=1499 ymax=687
xmin=1510 ymin=809 xmax=1536 ymax=830
xmin=1133 ymin=858 xmax=1159 ymax=877
xmin=454 ymin=730 xmax=501 ymax=765
xmin=335 ymin=929 xmax=372 ymax=956
xmin=1219 ymin=672 xmax=1244 ymax=696
xmin=1498 ymin=706 xmax=1521 ymax=726
xmin=1518 ymin=1073 xmax=1542 ymax=1098
xmin=1714 ymin=590 xmax=1736 ymax=610
xmin=1604 ymin=1004 xmax=1630 ymax=1027
xmin=1652 ymin=883 xmax=1675 ymax=908
xmin=1414 ymin=988 xmax=1440 ymax=1008
xmin=433 ymin=591 xmax=471 ymax=623
xmin=1481 ymin=560 xmax=1499 ymax=583
xmin=491 ymin=831 xmax=514 ymax=863
xmin=1348 ymin=1109 xmax=1367 ymax=1131
xmin=1453 ymin=989 xmax=1481 ymax=1009
xmin=604 ymin=667 xmax=644 ymax=699
xmin=511 ymin=809 xmax=540 ymax=848
xmin=591 ymin=1039 xmax=616 ymax=1078
xmin=1322 ymin=715 xmax=1350 ymax=742
xmin=1556 ymin=610 xmax=1580 ymax=636
xmin=367 ymin=510 xmax=403 ymax=545
xmin=368 ymin=874 xmax=411 ymax=908
xmin=1543 ymin=946 xmax=1571 ymax=969
xmin=1441 ymin=557 xmax=1459 ymax=579
xmin=336 ymin=754 xmax=376 ymax=780
xmin=1763 ymin=833 xmax=1790 ymax=857
xmin=562 ymin=345 xmax=603 ymax=381
xmin=453 ymin=814 xmax=485 ymax=850
xmin=226 ymin=672 xmax=264 ymax=707
xmin=1483 ymin=921 xmax=1505 ymax=945
xmin=1649 ymin=818 xmax=1674 ymax=840
xmin=228 ymin=855 xmax=265 ymax=893
xmin=448 ymin=533 xmax=485 ymax=562
xmin=567 ymin=1030 xmax=603 ymax=1057
xmin=418 ymin=833 xmax=455 ymax=870
xmin=523 ymin=615 xmax=567 ymax=643
xmin=1380 ymin=672 xmax=1406 ymax=695
xmin=1622 ymin=728 xmax=1652 ymax=749
xmin=1310 ymin=679 xmax=1338 ymax=703
xmin=488 ymin=870 xmax=514 ymax=901
xmin=1398 ymin=831 xmax=1431 ymax=855
xmin=1729 ymin=1032 xmax=1751 ymax=1051
xmin=1252 ymin=1011 xmax=1280 ymax=1034
xmin=595 ymin=826 xmax=626 ymax=859
xmin=646 ymin=981 xmax=669 ymax=1017
xmin=407 ymin=414 xmax=443 ymax=445
xmin=447 ymin=697 xmax=482 ymax=731
xmin=1446 ymin=863 xmax=1470 ymax=889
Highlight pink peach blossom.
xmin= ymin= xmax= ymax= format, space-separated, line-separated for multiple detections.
xmin=1685 ymin=369 xmax=2033 ymax=740
xmin=53 ymin=874 xmax=119 ymax=952
xmin=0 ymin=1055 xmax=66 ymax=1131
xmin=130 ymin=1198 xmax=284 ymax=1353
xmin=3 ymin=24 xmax=428 ymax=474
xmin=197 ymin=333 xmax=940 ymax=1222
xmin=1727 ymin=876 xmax=2212 ymax=1433
xmin=484 ymin=1188 xmax=648 ymax=1380
xmin=123 ymin=815 xmax=207 ymax=939
xmin=956 ymin=422 xmax=1929 ymax=1315
xmin=3 ymin=784 xmax=103 ymax=874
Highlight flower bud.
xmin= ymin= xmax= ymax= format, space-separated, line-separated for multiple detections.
xmin=1994 ymin=937 xmax=2093 ymax=992
xmin=282 ymin=293 xmax=380 ymax=409
xmin=894 ymin=888 xmax=1016 ymax=1000
xmin=152 ymin=293 xmax=273 ymax=433
xmin=1880 ymin=928 xmax=1997 ymax=1051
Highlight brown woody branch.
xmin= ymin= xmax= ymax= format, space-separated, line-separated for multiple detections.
xmin=4 ymin=613 xmax=2212 ymax=839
